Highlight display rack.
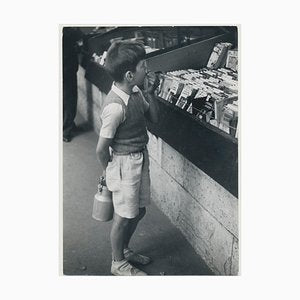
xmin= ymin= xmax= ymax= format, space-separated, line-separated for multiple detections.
xmin=80 ymin=26 xmax=238 ymax=197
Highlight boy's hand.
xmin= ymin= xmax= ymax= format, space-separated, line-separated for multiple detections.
xmin=100 ymin=174 xmax=107 ymax=186
xmin=145 ymin=72 xmax=160 ymax=94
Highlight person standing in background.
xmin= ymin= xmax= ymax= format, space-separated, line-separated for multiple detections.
xmin=63 ymin=27 xmax=83 ymax=142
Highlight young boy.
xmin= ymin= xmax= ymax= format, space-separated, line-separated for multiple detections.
xmin=96 ymin=40 xmax=159 ymax=276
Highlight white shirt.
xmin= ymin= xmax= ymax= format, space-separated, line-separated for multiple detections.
xmin=100 ymin=83 xmax=150 ymax=139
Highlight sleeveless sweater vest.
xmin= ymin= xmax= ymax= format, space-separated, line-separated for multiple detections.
xmin=102 ymin=90 xmax=149 ymax=154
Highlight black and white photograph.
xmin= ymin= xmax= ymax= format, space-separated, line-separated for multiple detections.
xmin=62 ymin=25 xmax=239 ymax=276
xmin=2 ymin=0 xmax=300 ymax=298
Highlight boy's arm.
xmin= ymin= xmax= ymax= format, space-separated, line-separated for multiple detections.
xmin=144 ymin=93 xmax=159 ymax=123
xmin=96 ymin=102 xmax=124 ymax=176
xmin=144 ymin=72 xmax=160 ymax=123
xmin=96 ymin=136 xmax=113 ymax=177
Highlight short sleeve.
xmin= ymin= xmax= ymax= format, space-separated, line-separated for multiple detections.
xmin=100 ymin=103 xmax=124 ymax=138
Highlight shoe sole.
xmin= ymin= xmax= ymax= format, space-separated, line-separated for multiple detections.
xmin=111 ymin=270 xmax=147 ymax=276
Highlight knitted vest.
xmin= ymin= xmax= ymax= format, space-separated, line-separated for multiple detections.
xmin=102 ymin=90 xmax=149 ymax=154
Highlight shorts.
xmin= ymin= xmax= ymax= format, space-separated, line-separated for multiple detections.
xmin=105 ymin=148 xmax=150 ymax=219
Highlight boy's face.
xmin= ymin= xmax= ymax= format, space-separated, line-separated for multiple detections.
xmin=132 ymin=59 xmax=148 ymax=86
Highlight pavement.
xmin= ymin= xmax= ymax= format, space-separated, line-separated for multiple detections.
xmin=63 ymin=114 xmax=214 ymax=276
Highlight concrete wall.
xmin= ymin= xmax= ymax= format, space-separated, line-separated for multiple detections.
xmin=147 ymin=133 xmax=239 ymax=275
xmin=77 ymin=66 xmax=239 ymax=275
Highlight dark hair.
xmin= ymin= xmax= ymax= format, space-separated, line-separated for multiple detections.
xmin=104 ymin=40 xmax=146 ymax=82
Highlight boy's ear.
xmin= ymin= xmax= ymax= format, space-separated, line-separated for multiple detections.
xmin=125 ymin=71 xmax=134 ymax=82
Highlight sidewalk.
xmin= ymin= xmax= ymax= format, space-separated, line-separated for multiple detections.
xmin=63 ymin=114 xmax=214 ymax=276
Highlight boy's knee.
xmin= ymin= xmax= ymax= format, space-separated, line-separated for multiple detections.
xmin=113 ymin=214 xmax=130 ymax=228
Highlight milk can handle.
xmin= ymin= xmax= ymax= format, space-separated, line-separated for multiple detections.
xmin=97 ymin=176 xmax=106 ymax=192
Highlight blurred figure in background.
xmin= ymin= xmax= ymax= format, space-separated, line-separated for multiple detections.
xmin=63 ymin=27 xmax=83 ymax=142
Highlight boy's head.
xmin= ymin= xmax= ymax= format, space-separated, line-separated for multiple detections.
xmin=104 ymin=40 xmax=147 ymax=86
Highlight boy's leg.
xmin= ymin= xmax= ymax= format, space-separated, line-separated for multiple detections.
xmin=123 ymin=207 xmax=151 ymax=265
xmin=110 ymin=211 xmax=148 ymax=275
xmin=124 ymin=207 xmax=146 ymax=249
xmin=110 ymin=213 xmax=130 ymax=261
xmin=122 ymin=149 xmax=151 ymax=265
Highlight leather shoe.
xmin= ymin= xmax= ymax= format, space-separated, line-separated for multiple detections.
xmin=63 ymin=136 xmax=71 ymax=142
